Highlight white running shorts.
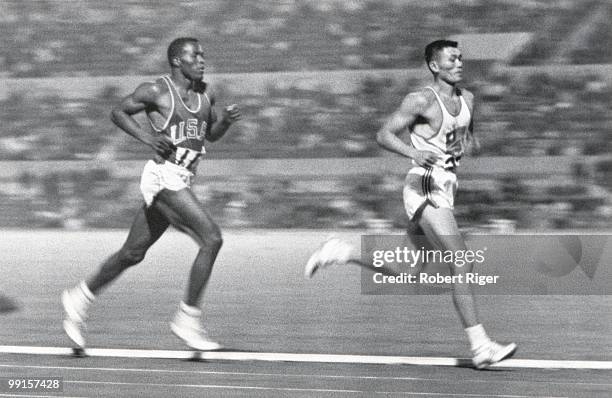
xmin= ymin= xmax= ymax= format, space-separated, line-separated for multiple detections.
xmin=140 ymin=160 xmax=194 ymax=207
xmin=403 ymin=166 xmax=457 ymax=220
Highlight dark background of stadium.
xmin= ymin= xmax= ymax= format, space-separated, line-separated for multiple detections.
xmin=0 ymin=0 xmax=610 ymax=232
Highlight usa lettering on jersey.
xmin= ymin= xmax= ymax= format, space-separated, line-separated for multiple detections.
xmin=169 ymin=118 xmax=208 ymax=145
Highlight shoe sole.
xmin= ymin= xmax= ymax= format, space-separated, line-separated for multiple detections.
xmin=474 ymin=343 xmax=518 ymax=369
xmin=304 ymin=251 xmax=321 ymax=279
xmin=304 ymin=238 xmax=343 ymax=279
xmin=305 ymin=237 xmax=341 ymax=279
xmin=170 ymin=322 xmax=223 ymax=351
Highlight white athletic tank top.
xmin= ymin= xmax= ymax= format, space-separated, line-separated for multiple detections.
xmin=410 ymin=86 xmax=471 ymax=170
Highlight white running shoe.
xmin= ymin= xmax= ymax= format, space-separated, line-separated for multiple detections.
xmin=304 ymin=237 xmax=354 ymax=278
xmin=472 ymin=341 xmax=517 ymax=369
xmin=170 ymin=309 xmax=223 ymax=351
xmin=61 ymin=288 xmax=90 ymax=348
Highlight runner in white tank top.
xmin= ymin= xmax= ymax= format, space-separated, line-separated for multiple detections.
xmin=305 ymin=40 xmax=516 ymax=370
xmin=410 ymin=86 xmax=471 ymax=170
xmin=402 ymin=84 xmax=473 ymax=218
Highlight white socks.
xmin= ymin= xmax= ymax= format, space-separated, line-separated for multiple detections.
xmin=465 ymin=324 xmax=491 ymax=350
xmin=68 ymin=281 xmax=95 ymax=317
xmin=79 ymin=281 xmax=95 ymax=303
xmin=179 ymin=301 xmax=202 ymax=318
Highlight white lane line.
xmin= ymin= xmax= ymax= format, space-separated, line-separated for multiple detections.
xmin=1 ymin=345 xmax=611 ymax=370
xmin=66 ymin=380 xmax=567 ymax=397
xmin=1 ymin=364 xmax=610 ymax=387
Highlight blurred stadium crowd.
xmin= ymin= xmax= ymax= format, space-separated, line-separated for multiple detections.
xmin=0 ymin=0 xmax=611 ymax=230
xmin=6 ymin=0 xmax=609 ymax=77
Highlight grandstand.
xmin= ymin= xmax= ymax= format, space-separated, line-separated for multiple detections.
xmin=0 ymin=0 xmax=585 ymax=77
xmin=0 ymin=0 xmax=610 ymax=230
xmin=511 ymin=0 xmax=612 ymax=65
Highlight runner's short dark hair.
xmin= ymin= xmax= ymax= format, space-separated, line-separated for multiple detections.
xmin=424 ymin=39 xmax=458 ymax=65
xmin=167 ymin=37 xmax=199 ymax=66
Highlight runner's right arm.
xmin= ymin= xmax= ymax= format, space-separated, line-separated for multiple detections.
xmin=376 ymin=92 xmax=441 ymax=168
xmin=110 ymin=82 xmax=175 ymax=157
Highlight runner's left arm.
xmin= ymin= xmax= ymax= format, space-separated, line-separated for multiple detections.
xmin=205 ymin=91 xmax=241 ymax=142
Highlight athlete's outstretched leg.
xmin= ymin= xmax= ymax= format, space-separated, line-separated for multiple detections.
xmin=154 ymin=188 xmax=222 ymax=307
xmin=62 ymin=205 xmax=169 ymax=347
xmin=304 ymin=222 xmax=436 ymax=279
xmin=153 ymin=187 xmax=223 ymax=350
xmin=416 ymin=206 xmax=478 ymax=328
xmin=87 ymin=205 xmax=170 ymax=294
xmin=305 ymin=237 xmax=406 ymax=278
xmin=416 ymin=205 xmax=516 ymax=368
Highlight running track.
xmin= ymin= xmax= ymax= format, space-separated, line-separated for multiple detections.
xmin=1 ymin=230 xmax=610 ymax=397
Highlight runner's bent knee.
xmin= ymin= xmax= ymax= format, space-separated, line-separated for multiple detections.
xmin=197 ymin=224 xmax=223 ymax=250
